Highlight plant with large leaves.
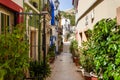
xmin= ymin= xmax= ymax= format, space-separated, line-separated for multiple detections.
xmin=70 ymin=40 xmax=79 ymax=57
xmin=80 ymin=18 xmax=120 ymax=80
xmin=29 ymin=60 xmax=51 ymax=79
xmin=0 ymin=24 xmax=29 ymax=80
xmin=92 ymin=18 xmax=120 ymax=80
xmin=80 ymin=36 xmax=95 ymax=73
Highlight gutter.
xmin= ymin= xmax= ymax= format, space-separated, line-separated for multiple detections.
xmin=76 ymin=0 xmax=103 ymax=25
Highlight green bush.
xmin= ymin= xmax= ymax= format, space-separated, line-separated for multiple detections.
xmin=29 ymin=60 xmax=51 ymax=79
xmin=48 ymin=44 xmax=55 ymax=57
xmin=80 ymin=41 xmax=95 ymax=73
xmin=0 ymin=24 xmax=29 ymax=80
xmin=70 ymin=40 xmax=79 ymax=56
xmin=81 ymin=18 xmax=120 ymax=80
xmin=93 ymin=18 xmax=120 ymax=80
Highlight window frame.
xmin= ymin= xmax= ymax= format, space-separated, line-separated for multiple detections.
xmin=0 ymin=12 xmax=10 ymax=34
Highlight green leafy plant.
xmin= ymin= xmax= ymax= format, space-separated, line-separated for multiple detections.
xmin=48 ymin=44 xmax=55 ymax=58
xmin=58 ymin=42 xmax=63 ymax=53
xmin=66 ymin=33 xmax=71 ymax=41
xmin=29 ymin=60 xmax=51 ymax=79
xmin=47 ymin=44 xmax=56 ymax=63
xmin=85 ymin=29 xmax=92 ymax=39
xmin=92 ymin=18 xmax=120 ymax=80
xmin=70 ymin=40 xmax=79 ymax=57
xmin=80 ymin=41 xmax=95 ymax=73
xmin=0 ymin=24 xmax=29 ymax=80
xmin=81 ymin=18 xmax=120 ymax=80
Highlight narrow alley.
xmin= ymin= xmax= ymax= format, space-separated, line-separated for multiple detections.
xmin=0 ymin=0 xmax=120 ymax=80
xmin=47 ymin=42 xmax=85 ymax=80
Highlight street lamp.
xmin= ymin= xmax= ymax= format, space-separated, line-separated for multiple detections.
xmin=54 ymin=0 xmax=60 ymax=10
xmin=54 ymin=0 xmax=60 ymax=55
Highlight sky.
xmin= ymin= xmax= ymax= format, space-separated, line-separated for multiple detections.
xmin=59 ymin=0 xmax=73 ymax=11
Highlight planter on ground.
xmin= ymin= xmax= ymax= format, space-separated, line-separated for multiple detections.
xmin=84 ymin=72 xmax=91 ymax=80
xmin=77 ymin=67 xmax=98 ymax=80
xmin=91 ymin=77 xmax=98 ymax=80
xmin=48 ymin=44 xmax=56 ymax=64
xmin=74 ymin=57 xmax=79 ymax=66
xmin=90 ymin=72 xmax=98 ymax=80
xmin=83 ymin=72 xmax=98 ymax=80
xmin=49 ymin=57 xmax=55 ymax=63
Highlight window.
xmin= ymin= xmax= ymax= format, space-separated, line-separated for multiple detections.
xmin=79 ymin=33 xmax=82 ymax=40
xmin=0 ymin=12 xmax=10 ymax=34
xmin=91 ymin=9 xmax=94 ymax=23
xmin=85 ymin=16 xmax=88 ymax=26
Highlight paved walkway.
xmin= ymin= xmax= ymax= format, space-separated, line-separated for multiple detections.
xmin=46 ymin=52 xmax=85 ymax=80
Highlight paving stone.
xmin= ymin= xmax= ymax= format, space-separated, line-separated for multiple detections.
xmin=46 ymin=52 xmax=85 ymax=80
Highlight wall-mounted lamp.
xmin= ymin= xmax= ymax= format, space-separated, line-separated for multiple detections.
xmin=54 ymin=0 xmax=60 ymax=10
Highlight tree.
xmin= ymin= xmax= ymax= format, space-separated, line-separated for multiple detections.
xmin=60 ymin=11 xmax=75 ymax=26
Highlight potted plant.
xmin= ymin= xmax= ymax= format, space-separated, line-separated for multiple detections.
xmin=48 ymin=44 xmax=55 ymax=63
xmin=70 ymin=40 xmax=79 ymax=64
xmin=90 ymin=72 xmax=98 ymax=80
xmin=29 ymin=60 xmax=51 ymax=79
xmin=73 ymin=49 xmax=80 ymax=66
xmin=79 ymin=49 xmax=95 ymax=80
xmin=92 ymin=18 xmax=120 ymax=80
xmin=79 ymin=31 xmax=97 ymax=80
xmin=80 ymin=18 xmax=120 ymax=80
xmin=58 ymin=42 xmax=63 ymax=54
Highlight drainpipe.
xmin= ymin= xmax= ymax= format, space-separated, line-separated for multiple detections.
xmin=43 ymin=0 xmax=47 ymax=78
xmin=38 ymin=0 xmax=41 ymax=63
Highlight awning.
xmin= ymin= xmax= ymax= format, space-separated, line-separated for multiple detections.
xmin=0 ymin=0 xmax=23 ymax=12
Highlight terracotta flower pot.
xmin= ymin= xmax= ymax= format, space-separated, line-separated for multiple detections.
xmin=85 ymin=76 xmax=91 ymax=80
xmin=91 ymin=76 xmax=98 ymax=80
xmin=74 ymin=57 xmax=79 ymax=66
xmin=90 ymin=72 xmax=98 ymax=80
xmin=72 ymin=56 xmax=75 ymax=62
xmin=49 ymin=57 xmax=55 ymax=63
xmin=83 ymin=72 xmax=91 ymax=80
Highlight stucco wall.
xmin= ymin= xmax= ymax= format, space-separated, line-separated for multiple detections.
xmin=94 ymin=0 xmax=120 ymax=24
xmin=117 ymin=7 xmax=120 ymax=25
xmin=76 ymin=0 xmax=120 ymax=46
xmin=76 ymin=0 xmax=97 ymax=22
xmin=76 ymin=0 xmax=120 ymax=31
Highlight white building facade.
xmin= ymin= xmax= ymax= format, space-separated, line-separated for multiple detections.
xmin=61 ymin=17 xmax=71 ymax=42
xmin=73 ymin=0 xmax=120 ymax=46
